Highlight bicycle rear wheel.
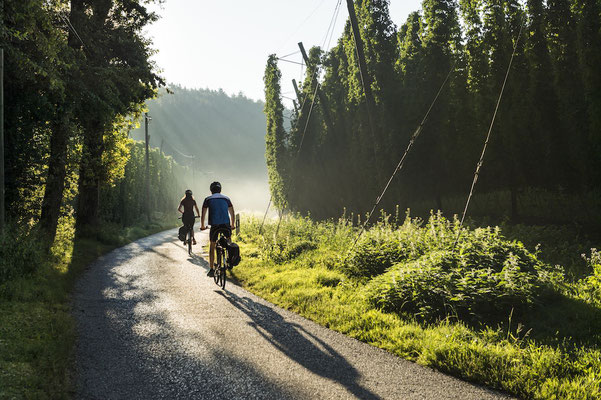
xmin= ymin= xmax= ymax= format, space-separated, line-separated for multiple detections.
xmin=188 ymin=229 xmax=193 ymax=255
xmin=214 ymin=250 xmax=221 ymax=285
xmin=219 ymin=261 xmax=226 ymax=290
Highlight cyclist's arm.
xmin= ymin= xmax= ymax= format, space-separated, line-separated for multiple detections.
xmin=201 ymin=206 xmax=208 ymax=229
xmin=177 ymin=203 xmax=184 ymax=214
xmin=194 ymin=203 xmax=200 ymax=217
xmin=229 ymin=206 xmax=235 ymax=228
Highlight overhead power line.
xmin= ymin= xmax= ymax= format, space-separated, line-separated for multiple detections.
xmin=275 ymin=0 xmax=328 ymax=53
xmin=278 ymin=50 xmax=301 ymax=59
xmin=277 ymin=58 xmax=304 ymax=66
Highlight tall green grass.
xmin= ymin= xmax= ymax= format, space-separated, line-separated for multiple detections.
xmin=232 ymin=213 xmax=601 ymax=400
xmin=0 ymin=216 xmax=177 ymax=399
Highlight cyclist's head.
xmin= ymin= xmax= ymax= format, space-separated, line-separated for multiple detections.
xmin=185 ymin=189 xmax=193 ymax=198
xmin=210 ymin=181 xmax=221 ymax=194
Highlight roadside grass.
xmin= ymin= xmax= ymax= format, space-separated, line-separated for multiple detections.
xmin=0 ymin=217 xmax=177 ymax=399
xmin=231 ymin=214 xmax=601 ymax=400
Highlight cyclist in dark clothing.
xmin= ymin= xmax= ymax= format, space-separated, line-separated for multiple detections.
xmin=200 ymin=181 xmax=235 ymax=277
xmin=178 ymin=189 xmax=200 ymax=245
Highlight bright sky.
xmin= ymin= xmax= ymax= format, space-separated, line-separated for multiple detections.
xmin=146 ymin=0 xmax=423 ymax=107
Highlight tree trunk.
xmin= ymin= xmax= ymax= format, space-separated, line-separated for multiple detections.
xmin=76 ymin=121 xmax=105 ymax=229
xmin=40 ymin=110 xmax=71 ymax=244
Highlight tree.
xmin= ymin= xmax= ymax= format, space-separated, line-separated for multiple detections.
xmin=574 ymin=0 xmax=601 ymax=188
xmin=547 ymin=0 xmax=589 ymax=190
xmin=3 ymin=0 xmax=69 ymax=226
xmin=525 ymin=0 xmax=562 ymax=188
xmin=415 ymin=0 xmax=463 ymax=209
xmin=70 ymin=0 xmax=163 ymax=228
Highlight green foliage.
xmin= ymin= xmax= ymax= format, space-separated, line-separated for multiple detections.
xmin=365 ymin=247 xmax=560 ymax=322
xmin=263 ymin=55 xmax=289 ymax=211
xmin=263 ymin=0 xmax=601 ymax=223
xmin=99 ymin=141 xmax=189 ymax=226
xmin=339 ymin=213 xmax=564 ymax=321
xmin=235 ymin=213 xmax=601 ymax=400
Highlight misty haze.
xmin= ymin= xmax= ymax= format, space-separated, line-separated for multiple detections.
xmin=130 ymin=86 xmax=271 ymax=213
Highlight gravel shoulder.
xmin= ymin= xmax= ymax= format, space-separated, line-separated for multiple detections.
xmin=72 ymin=229 xmax=515 ymax=399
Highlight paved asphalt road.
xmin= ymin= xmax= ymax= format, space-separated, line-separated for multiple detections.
xmin=72 ymin=229 xmax=515 ymax=400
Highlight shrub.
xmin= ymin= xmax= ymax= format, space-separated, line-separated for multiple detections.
xmin=343 ymin=213 xmax=460 ymax=278
xmin=364 ymin=229 xmax=563 ymax=322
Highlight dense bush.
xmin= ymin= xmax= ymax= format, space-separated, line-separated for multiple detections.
xmin=359 ymin=217 xmax=565 ymax=321
xmin=343 ymin=213 xmax=453 ymax=278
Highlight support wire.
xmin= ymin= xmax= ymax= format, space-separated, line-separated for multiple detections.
xmin=453 ymin=18 xmax=525 ymax=248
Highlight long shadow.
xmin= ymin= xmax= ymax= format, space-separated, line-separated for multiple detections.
xmin=218 ymin=291 xmax=382 ymax=400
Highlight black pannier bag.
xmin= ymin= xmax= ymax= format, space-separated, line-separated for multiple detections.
xmin=178 ymin=226 xmax=187 ymax=242
xmin=227 ymin=242 xmax=241 ymax=267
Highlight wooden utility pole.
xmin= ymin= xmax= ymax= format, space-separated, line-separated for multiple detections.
xmin=292 ymin=79 xmax=302 ymax=104
xmin=144 ymin=113 xmax=151 ymax=219
xmin=297 ymin=42 xmax=334 ymax=134
xmin=0 ymin=49 xmax=4 ymax=234
xmin=345 ymin=0 xmax=378 ymax=157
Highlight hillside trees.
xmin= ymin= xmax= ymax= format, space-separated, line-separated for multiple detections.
xmin=263 ymin=0 xmax=601 ymax=223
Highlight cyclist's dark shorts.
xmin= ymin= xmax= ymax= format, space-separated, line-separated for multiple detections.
xmin=210 ymin=224 xmax=231 ymax=242
xmin=182 ymin=212 xmax=196 ymax=228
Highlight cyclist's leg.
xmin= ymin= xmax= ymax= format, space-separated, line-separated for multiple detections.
xmin=183 ymin=222 xmax=192 ymax=243
xmin=208 ymin=225 xmax=217 ymax=271
xmin=209 ymin=241 xmax=216 ymax=270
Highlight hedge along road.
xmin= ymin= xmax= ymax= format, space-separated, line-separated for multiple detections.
xmin=72 ymin=229 xmax=514 ymax=400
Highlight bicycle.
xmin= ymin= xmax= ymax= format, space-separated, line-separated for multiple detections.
xmin=213 ymin=228 xmax=231 ymax=290
xmin=179 ymin=216 xmax=200 ymax=255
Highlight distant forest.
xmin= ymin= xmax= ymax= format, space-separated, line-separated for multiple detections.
xmin=264 ymin=0 xmax=601 ymax=225
xmin=131 ymin=86 xmax=268 ymax=181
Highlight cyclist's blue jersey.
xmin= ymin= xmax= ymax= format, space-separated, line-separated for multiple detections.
xmin=202 ymin=193 xmax=232 ymax=226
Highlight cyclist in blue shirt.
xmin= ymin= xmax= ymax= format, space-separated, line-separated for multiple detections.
xmin=200 ymin=181 xmax=235 ymax=277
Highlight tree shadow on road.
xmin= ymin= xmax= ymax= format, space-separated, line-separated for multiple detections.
xmin=218 ymin=291 xmax=382 ymax=400
xmin=71 ymin=231 xmax=299 ymax=399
